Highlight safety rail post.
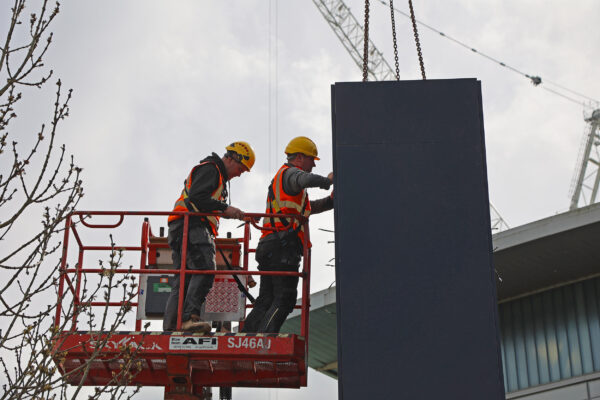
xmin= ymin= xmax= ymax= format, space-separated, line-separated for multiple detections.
xmin=300 ymin=218 xmax=311 ymax=340
xmin=136 ymin=218 xmax=151 ymax=331
xmin=175 ymin=214 xmax=190 ymax=330
xmin=243 ymin=220 xmax=251 ymax=270
xmin=71 ymin=220 xmax=84 ymax=248
xmin=140 ymin=218 xmax=149 ymax=270
xmin=299 ymin=217 xmax=311 ymax=387
xmin=55 ymin=215 xmax=72 ymax=329
xmin=71 ymin=246 xmax=85 ymax=331
xmin=63 ymin=275 xmax=78 ymax=299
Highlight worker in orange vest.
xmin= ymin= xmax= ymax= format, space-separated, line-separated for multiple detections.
xmin=163 ymin=142 xmax=255 ymax=332
xmin=242 ymin=136 xmax=333 ymax=333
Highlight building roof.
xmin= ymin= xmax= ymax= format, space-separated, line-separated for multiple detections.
xmin=280 ymin=202 xmax=600 ymax=379
xmin=493 ymin=202 xmax=600 ymax=302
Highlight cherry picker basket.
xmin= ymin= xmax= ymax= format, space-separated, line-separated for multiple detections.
xmin=51 ymin=211 xmax=311 ymax=399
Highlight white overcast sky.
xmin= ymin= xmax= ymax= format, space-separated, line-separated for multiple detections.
xmin=5 ymin=0 xmax=600 ymax=398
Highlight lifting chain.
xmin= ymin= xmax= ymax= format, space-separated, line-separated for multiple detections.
xmin=389 ymin=0 xmax=400 ymax=80
xmin=408 ymin=0 xmax=426 ymax=80
xmin=362 ymin=0 xmax=370 ymax=82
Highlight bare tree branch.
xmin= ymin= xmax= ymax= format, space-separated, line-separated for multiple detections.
xmin=1 ymin=2 xmax=143 ymax=399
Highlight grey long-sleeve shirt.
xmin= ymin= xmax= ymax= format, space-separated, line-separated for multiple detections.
xmin=185 ymin=153 xmax=229 ymax=213
xmin=169 ymin=153 xmax=229 ymax=229
xmin=281 ymin=164 xmax=333 ymax=214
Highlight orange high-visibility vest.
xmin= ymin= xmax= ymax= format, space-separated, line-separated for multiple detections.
xmin=168 ymin=161 xmax=225 ymax=236
xmin=262 ymin=164 xmax=312 ymax=247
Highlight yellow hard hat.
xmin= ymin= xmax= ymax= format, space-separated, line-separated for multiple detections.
xmin=285 ymin=136 xmax=320 ymax=160
xmin=226 ymin=141 xmax=256 ymax=171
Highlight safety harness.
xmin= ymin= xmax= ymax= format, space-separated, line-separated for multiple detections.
xmin=267 ymin=178 xmax=308 ymax=236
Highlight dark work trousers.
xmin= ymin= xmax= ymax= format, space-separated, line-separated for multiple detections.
xmin=242 ymin=263 xmax=299 ymax=333
xmin=163 ymin=221 xmax=216 ymax=331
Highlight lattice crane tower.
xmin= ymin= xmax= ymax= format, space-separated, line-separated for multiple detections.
xmin=313 ymin=0 xmax=510 ymax=231
xmin=570 ymin=109 xmax=600 ymax=210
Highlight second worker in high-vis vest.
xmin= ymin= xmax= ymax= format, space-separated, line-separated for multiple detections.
xmin=163 ymin=141 xmax=255 ymax=332
xmin=242 ymin=136 xmax=334 ymax=333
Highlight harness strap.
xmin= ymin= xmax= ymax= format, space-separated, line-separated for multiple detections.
xmin=183 ymin=181 xmax=200 ymax=212
xmin=182 ymin=182 xmax=212 ymax=229
xmin=182 ymin=161 xmax=227 ymax=226
xmin=267 ymin=179 xmax=307 ymax=234
xmin=217 ymin=247 xmax=255 ymax=304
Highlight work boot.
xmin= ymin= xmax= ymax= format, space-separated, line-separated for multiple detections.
xmin=218 ymin=321 xmax=231 ymax=333
xmin=190 ymin=313 xmax=202 ymax=321
xmin=181 ymin=320 xmax=211 ymax=333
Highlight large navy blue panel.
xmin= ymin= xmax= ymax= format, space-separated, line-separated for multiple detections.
xmin=332 ymin=79 xmax=504 ymax=399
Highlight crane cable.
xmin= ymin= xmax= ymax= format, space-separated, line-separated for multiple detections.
xmin=362 ymin=0 xmax=370 ymax=81
xmin=407 ymin=0 xmax=426 ymax=80
xmin=376 ymin=0 xmax=599 ymax=108
xmin=364 ymin=0 xmax=427 ymax=81
xmin=388 ymin=0 xmax=400 ymax=80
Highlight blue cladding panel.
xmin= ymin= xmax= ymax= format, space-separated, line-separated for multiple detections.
xmin=513 ymin=301 xmax=529 ymax=388
xmin=584 ymin=280 xmax=600 ymax=370
xmin=500 ymin=277 xmax=600 ymax=393
xmin=576 ymin=283 xmax=595 ymax=374
xmin=555 ymin=289 xmax=573 ymax=379
xmin=532 ymin=295 xmax=550 ymax=385
xmin=332 ymin=80 xmax=504 ymax=400
xmin=543 ymin=290 xmax=562 ymax=382
xmin=502 ymin=305 xmax=519 ymax=390
xmin=523 ymin=298 xmax=540 ymax=387
xmin=565 ymin=285 xmax=583 ymax=376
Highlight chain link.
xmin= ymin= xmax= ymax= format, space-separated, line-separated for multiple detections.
xmin=362 ymin=0 xmax=370 ymax=82
xmin=408 ymin=0 xmax=426 ymax=80
xmin=389 ymin=0 xmax=400 ymax=80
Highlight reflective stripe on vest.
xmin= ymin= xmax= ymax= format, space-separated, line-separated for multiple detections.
xmin=262 ymin=164 xmax=312 ymax=247
xmin=168 ymin=161 xmax=224 ymax=236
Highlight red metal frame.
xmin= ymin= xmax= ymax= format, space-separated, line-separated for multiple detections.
xmin=52 ymin=211 xmax=311 ymax=398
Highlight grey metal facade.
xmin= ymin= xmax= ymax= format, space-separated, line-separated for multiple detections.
xmin=500 ymin=277 xmax=600 ymax=394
